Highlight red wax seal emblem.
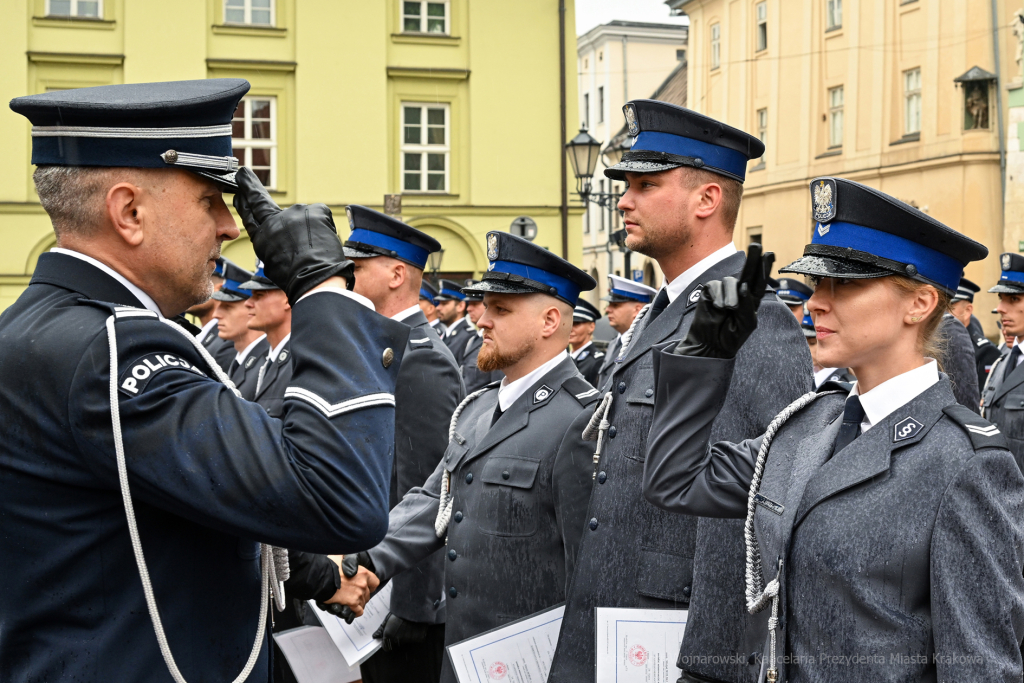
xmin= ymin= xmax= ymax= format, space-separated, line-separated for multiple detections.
xmin=628 ymin=644 xmax=648 ymax=667
xmin=488 ymin=662 xmax=508 ymax=679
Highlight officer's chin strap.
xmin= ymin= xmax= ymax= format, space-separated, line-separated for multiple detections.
xmin=435 ymin=387 xmax=492 ymax=540
xmin=582 ymin=392 xmax=613 ymax=478
xmin=105 ymin=314 xmax=285 ymax=683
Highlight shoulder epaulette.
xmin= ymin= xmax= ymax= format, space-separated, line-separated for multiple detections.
xmin=562 ymin=376 xmax=600 ymax=406
xmin=79 ymin=299 xmax=159 ymax=320
xmin=942 ymin=404 xmax=1009 ymax=451
xmin=408 ymin=336 xmax=433 ymax=349
xmin=817 ymin=379 xmax=853 ymax=394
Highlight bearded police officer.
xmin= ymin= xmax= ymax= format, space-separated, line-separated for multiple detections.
xmin=437 ymin=279 xmax=472 ymax=363
xmin=951 ymin=277 xmax=1002 ymax=390
xmin=214 ymin=258 xmax=269 ymax=394
xmin=342 ymin=231 xmax=600 ymax=683
xmin=981 ymin=253 xmax=1024 ymax=468
xmin=0 ymin=79 xmax=406 ymax=682
xmin=569 ymin=299 xmax=605 ymax=386
xmin=597 ymin=274 xmax=656 ymax=388
xmin=343 ymin=206 xmax=466 ymax=683
xmin=461 ymin=280 xmax=503 ymax=392
xmin=547 ymin=100 xmax=812 ymax=683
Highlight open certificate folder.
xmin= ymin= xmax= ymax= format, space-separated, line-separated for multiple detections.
xmin=446 ymin=603 xmax=565 ymax=683
xmin=595 ymin=607 xmax=687 ymax=683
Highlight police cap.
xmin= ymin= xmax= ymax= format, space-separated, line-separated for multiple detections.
xmin=211 ymin=258 xmax=253 ymax=301
xmin=436 ymin=279 xmax=467 ymax=302
xmin=420 ymin=279 xmax=439 ymax=305
xmin=601 ymin=274 xmax=656 ymax=303
xmin=238 ymin=258 xmax=280 ymax=291
xmin=801 ymin=313 xmax=816 ymax=339
xmin=775 ymin=277 xmax=813 ymax=305
xmin=990 ymin=254 xmax=1024 ymax=294
xmin=343 ymin=205 xmax=441 ymax=270
xmin=952 ymin=277 xmax=980 ymax=302
xmin=462 ymin=279 xmax=484 ymax=302
xmin=573 ymin=299 xmax=601 ymax=323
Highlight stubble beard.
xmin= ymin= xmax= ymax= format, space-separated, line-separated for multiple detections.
xmin=180 ymin=246 xmax=221 ymax=313
xmin=625 ymin=217 xmax=694 ymax=261
xmin=478 ymin=336 xmax=534 ymax=373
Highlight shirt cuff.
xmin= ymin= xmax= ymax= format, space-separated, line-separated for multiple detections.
xmin=297 ymin=286 xmax=376 ymax=311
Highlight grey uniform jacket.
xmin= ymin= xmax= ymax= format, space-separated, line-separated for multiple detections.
xmin=200 ymin=328 xmax=235 ymax=373
xmin=367 ymin=356 xmax=599 ymax=683
xmin=938 ymin=313 xmax=980 ymax=413
xmin=253 ymin=341 xmax=292 ymax=418
xmin=389 ymin=310 xmax=466 ymax=623
xmin=572 ymin=344 xmax=605 ymax=388
xmin=228 ymin=337 xmax=269 ymax=401
xmin=442 ymin=317 xmax=472 ymax=365
xmin=645 ymin=351 xmax=1024 ymax=682
xmin=548 ymin=252 xmax=813 ymax=683
xmin=461 ymin=331 xmax=503 ymax=393
xmin=982 ymin=351 xmax=1024 ymax=472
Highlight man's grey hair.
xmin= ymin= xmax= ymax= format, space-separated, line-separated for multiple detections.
xmin=33 ymin=165 xmax=131 ymax=239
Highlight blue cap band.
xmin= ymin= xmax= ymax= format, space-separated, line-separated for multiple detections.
xmin=776 ymin=289 xmax=810 ymax=302
xmin=439 ymin=287 xmax=466 ymax=301
xmin=802 ymin=314 xmax=814 ymax=327
xmin=420 ymin=288 xmax=437 ymax=304
xmin=812 ymin=220 xmax=963 ymax=292
xmin=632 ymin=131 xmax=750 ymax=181
xmin=489 ymin=260 xmax=582 ymax=304
xmin=221 ymin=278 xmax=251 ymax=297
xmin=1000 ymin=270 xmax=1024 ymax=285
xmin=610 ymin=287 xmax=652 ymax=303
xmin=213 ymin=262 xmax=225 ymax=277
xmin=348 ymin=228 xmax=429 ymax=268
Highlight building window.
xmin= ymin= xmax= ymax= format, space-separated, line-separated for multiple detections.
xmin=583 ymin=93 xmax=590 ymax=129
xmin=755 ymin=2 xmax=767 ymax=52
xmin=828 ymin=86 xmax=844 ymax=147
xmin=598 ymin=87 xmax=605 ymax=124
xmin=599 ymin=180 xmax=606 ymax=231
xmin=224 ymin=0 xmax=273 ymax=25
xmin=904 ymin=68 xmax=921 ymax=135
xmin=402 ymin=103 xmax=449 ymax=193
xmin=711 ymin=23 xmax=721 ymax=69
xmin=756 ymin=108 xmax=767 ymax=159
xmin=232 ymin=97 xmax=277 ymax=188
xmin=403 ymin=1 xmax=447 ymax=33
xmin=47 ymin=0 xmax=101 ymax=17
xmin=826 ymin=0 xmax=842 ymax=29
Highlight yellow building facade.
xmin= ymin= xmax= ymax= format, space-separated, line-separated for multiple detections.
xmin=0 ymin=0 xmax=580 ymax=310
xmin=672 ymin=0 xmax=1018 ymax=335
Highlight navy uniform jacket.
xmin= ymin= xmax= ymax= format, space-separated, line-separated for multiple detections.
xmin=461 ymin=331 xmax=503 ymax=393
xmin=645 ymin=353 xmax=1024 ymax=682
xmin=368 ymin=356 xmax=599 ymax=683
xmin=442 ymin=317 xmax=472 ymax=364
xmin=229 ymin=336 xmax=270 ymax=401
xmin=253 ymin=340 xmax=292 ymax=418
xmin=547 ymin=252 xmax=812 ymax=683
xmin=938 ymin=313 xmax=980 ymax=413
xmin=200 ymin=326 xmax=235 ymax=372
xmin=0 ymin=253 xmax=408 ymax=683
xmin=982 ymin=352 xmax=1024 ymax=471
xmin=388 ymin=310 xmax=465 ymax=624
xmin=572 ymin=343 xmax=605 ymax=387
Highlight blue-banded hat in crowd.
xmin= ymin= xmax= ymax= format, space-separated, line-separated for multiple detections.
xmin=604 ymin=100 xmax=765 ymax=183
xmin=211 ymin=259 xmax=254 ymax=302
xmin=436 ymin=279 xmax=467 ymax=302
xmin=212 ymin=257 xmax=226 ymax=279
xmin=9 ymin=79 xmax=250 ymax=192
xmin=780 ymin=177 xmax=987 ymax=295
xmin=775 ymin=277 xmax=813 ymax=306
xmin=420 ymin=279 xmax=439 ymax=305
xmin=463 ymin=232 xmax=597 ymax=306
xmin=239 ymin=258 xmax=280 ymax=291
xmin=952 ymin=277 xmax=980 ymax=302
xmin=342 ymin=205 xmax=441 ymax=270
xmin=573 ymin=299 xmax=601 ymax=323
xmin=801 ymin=313 xmax=816 ymax=339
xmin=990 ymin=254 xmax=1024 ymax=294
xmin=462 ymin=279 xmax=484 ymax=302
xmin=601 ymin=274 xmax=657 ymax=304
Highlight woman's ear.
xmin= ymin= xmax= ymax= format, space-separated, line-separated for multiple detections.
xmin=906 ymin=284 xmax=940 ymax=325
xmin=106 ymin=182 xmax=145 ymax=247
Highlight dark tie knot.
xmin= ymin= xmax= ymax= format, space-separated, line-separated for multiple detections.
xmin=843 ymin=395 xmax=865 ymax=425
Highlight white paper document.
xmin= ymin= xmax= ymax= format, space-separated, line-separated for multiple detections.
xmin=308 ymin=581 xmax=393 ymax=668
xmin=272 ymin=626 xmax=362 ymax=683
xmin=595 ymin=607 xmax=687 ymax=683
xmin=447 ymin=603 xmax=565 ymax=683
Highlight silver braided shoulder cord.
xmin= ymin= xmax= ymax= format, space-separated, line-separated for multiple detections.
xmin=434 ymin=387 xmax=492 ymax=539
xmin=106 ymin=314 xmax=275 ymax=683
xmin=582 ymin=392 xmax=614 ymax=478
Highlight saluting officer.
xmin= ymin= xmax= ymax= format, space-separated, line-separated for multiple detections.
xmin=343 ymin=206 xmax=466 ymax=683
xmin=342 ymin=231 xmax=600 ymax=683
xmin=240 ymin=259 xmax=292 ymax=417
xmin=548 ymin=100 xmax=812 ymax=683
xmin=981 ymin=253 xmax=1024 ymax=469
xmin=1 ymin=80 xmax=405 ymax=682
xmin=437 ymin=279 xmax=472 ymax=363
xmin=214 ymin=258 xmax=269 ymax=395
xmin=775 ymin=276 xmax=813 ymax=321
xmin=596 ymin=274 xmax=656 ymax=389
xmin=420 ymin=279 xmax=447 ymax=336
xmin=188 ymin=256 xmax=236 ymax=369
xmin=461 ymin=280 xmax=503 ymax=392
xmin=569 ymin=299 xmax=605 ymax=386
xmin=950 ymin=277 xmax=1002 ymax=390
xmin=644 ymin=178 xmax=1024 ymax=682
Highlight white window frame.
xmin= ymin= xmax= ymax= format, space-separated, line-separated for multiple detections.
xmin=223 ymin=0 xmax=274 ymax=26
xmin=583 ymin=93 xmax=590 ymax=129
xmin=755 ymin=2 xmax=767 ymax=52
xmin=598 ymin=86 xmax=604 ymax=124
xmin=232 ymin=96 xmax=278 ymax=190
xmin=46 ymin=0 xmax=102 ymax=18
xmin=904 ymin=68 xmax=922 ymax=135
xmin=711 ymin=23 xmax=721 ymax=70
xmin=756 ymin=108 xmax=767 ymax=161
xmin=401 ymin=0 xmax=449 ymax=35
xmin=401 ymin=102 xmax=450 ymax=194
xmin=828 ymin=86 xmax=844 ymax=147
xmin=826 ymin=0 xmax=842 ymax=29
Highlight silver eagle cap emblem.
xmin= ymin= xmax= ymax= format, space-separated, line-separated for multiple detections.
xmin=812 ymin=179 xmax=836 ymax=223
xmin=487 ymin=233 xmax=499 ymax=261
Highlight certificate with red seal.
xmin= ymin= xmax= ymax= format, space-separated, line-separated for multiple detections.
xmin=446 ymin=603 xmax=565 ymax=683
xmin=595 ymin=607 xmax=688 ymax=683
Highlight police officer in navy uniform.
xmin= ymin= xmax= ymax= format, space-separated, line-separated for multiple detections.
xmin=189 ymin=256 xmax=236 ymax=369
xmin=597 ymin=274 xmax=657 ymax=389
xmin=342 ymin=231 xmax=600 ymax=683
xmin=214 ymin=259 xmax=269 ymax=396
xmin=437 ymin=279 xmax=472 ymax=363
xmin=950 ymin=277 xmax=1002 ymax=390
xmin=240 ymin=260 xmax=292 ymax=418
xmin=0 ymin=79 xmax=406 ymax=683
xmin=569 ymin=299 xmax=605 ymax=386
xmin=342 ymin=205 xmax=466 ymax=683
xmin=644 ymin=178 xmax=1024 ymax=682
xmin=547 ymin=100 xmax=812 ymax=683
xmin=461 ymin=280 xmax=503 ymax=392
xmin=981 ymin=253 xmax=1024 ymax=469
xmin=775 ymin=276 xmax=813 ymax=321
xmin=420 ymin=279 xmax=447 ymax=336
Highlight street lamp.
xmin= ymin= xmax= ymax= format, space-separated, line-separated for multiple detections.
xmin=565 ymin=126 xmax=603 ymax=198
xmin=601 ymin=134 xmax=631 ymax=168
xmin=427 ymin=248 xmax=444 ymax=275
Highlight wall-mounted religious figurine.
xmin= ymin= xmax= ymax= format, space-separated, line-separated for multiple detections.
xmin=954 ymin=66 xmax=997 ymax=131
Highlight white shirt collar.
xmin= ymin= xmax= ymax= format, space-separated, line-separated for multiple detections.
xmin=235 ymin=333 xmax=267 ymax=365
xmin=445 ymin=317 xmax=468 ymax=337
xmin=497 ymin=350 xmax=568 ymax=412
xmin=51 ymin=247 xmax=164 ymax=318
xmin=196 ymin=317 xmax=219 ymax=344
xmin=850 ymin=359 xmax=939 ymax=432
xmin=295 ymin=286 xmax=375 ymax=310
xmin=391 ymin=304 xmax=422 ymax=323
xmin=429 ymin=318 xmax=441 ymax=327
xmin=664 ymin=243 xmax=739 ymax=304
xmin=570 ymin=341 xmax=593 ymax=360
xmin=814 ymin=367 xmax=840 ymax=389
xmin=268 ymin=333 xmax=291 ymax=362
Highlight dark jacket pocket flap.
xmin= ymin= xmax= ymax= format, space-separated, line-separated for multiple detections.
xmin=1003 ymin=392 xmax=1024 ymax=410
xmin=480 ymin=456 xmax=541 ymax=489
xmin=444 ymin=440 xmax=471 ymax=473
xmin=623 ymin=364 xmax=656 ymax=406
xmin=634 ymin=548 xmax=693 ymax=603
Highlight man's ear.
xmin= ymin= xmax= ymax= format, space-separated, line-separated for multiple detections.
xmin=693 ymin=182 xmax=723 ymax=220
xmin=540 ymin=304 xmax=563 ymax=339
xmin=106 ymin=182 xmax=145 ymax=247
xmin=390 ymin=262 xmax=407 ymax=291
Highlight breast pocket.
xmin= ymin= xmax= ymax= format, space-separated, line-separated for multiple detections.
xmin=1001 ymin=391 xmax=1024 ymax=439
xmin=475 ymin=455 xmax=542 ymax=538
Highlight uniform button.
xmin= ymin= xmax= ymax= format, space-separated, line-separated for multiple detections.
xmin=454 ymin=511 xmax=463 ymax=523
xmin=608 ymin=426 xmax=617 ymax=438
xmin=682 ymin=585 xmax=692 ymax=598
xmin=502 ymin=470 xmax=510 ymax=480
xmin=645 ymin=389 xmax=654 ymax=398
xmin=465 ymin=472 xmax=473 ymax=484
xmin=618 ymin=382 xmax=626 ymax=394
xmin=598 ymin=471 xmax=607 ymax=484
xmin=433 ymin=599 xmax=441 ymax=609
xmin=449 ymin=586 xmax=458 ymax=598
xmin=448 ymin=549 xmax=457 ymax=561
xmin=589 ymin=518 xmax=599 ymax=531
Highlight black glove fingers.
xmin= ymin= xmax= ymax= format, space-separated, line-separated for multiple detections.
xmin=738 ymin=243 xmax=763 ymax=291
xmin=721 ymin=277 xmax=740 ymax=309
xmin=236 ymin=167 xmax=281 ymax=224
xmin=705 ymin=280 xmax=725 ymax=309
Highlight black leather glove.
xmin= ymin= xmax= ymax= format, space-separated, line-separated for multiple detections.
xmin=674 ymin=244 xmax=774 ymax=358
xmin=233 ymin=167 xmax=355 ymax=303
xmin=372 ymin=612 xmax=430 ymax=652
xmin=315 ymin=552 xmax=375 ymax=624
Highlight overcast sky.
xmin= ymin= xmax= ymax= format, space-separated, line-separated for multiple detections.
xmin=575 ymin=0 xmax=689 ymax=36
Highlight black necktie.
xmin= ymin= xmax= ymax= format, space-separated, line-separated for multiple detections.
xmin=831 ymin=395 xmax=865 ymax=457
xmin=228 ymin=359 xmax=239 ymax=376
xmin=648 ymin=288 xmax=670 ymax=323
xmin=1004 ymin=346 xmax=1022 ymax=383
xmin=492 ymin=402 xmax=503 ymax=426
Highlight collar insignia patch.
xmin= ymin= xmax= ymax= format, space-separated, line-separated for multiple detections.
xmin=534 ymin=385 xmax=553 ymax=403
xmin=245 ymin=356 xmax=257 ymax=369
xmin=278 ymin=350 xmax=289 ymax=363
xmin=688 ymin=285 xmax=703 ymax=304
xmin=893 ymin=416 xmax=924 ymax=443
